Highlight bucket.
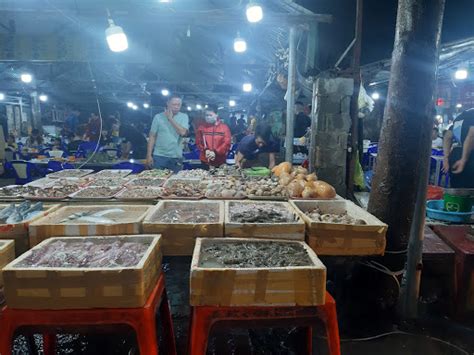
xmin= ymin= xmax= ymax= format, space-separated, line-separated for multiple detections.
xmin=444 ymin=189 xmax=474 ymax=212
xmin=427 ymin=185 xmax=443 ymax=200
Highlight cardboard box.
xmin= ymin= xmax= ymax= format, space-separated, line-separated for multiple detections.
xmin=290 ymin=200 xmax=387 ymax=256
xmin=190 ymin=238 xmax=326 ymax=306
xmin=29 ymin=204 xmax=151 ymax=247
xmin=143 ymin=200 xmax=224 ymax=256
xmin=3 ymin=235 xmax=162 ymax=309
xmin=0 ymin=203 xmax=61 ymax=256
xmin=224 ymin=200 xmax=305 ymax=240
xmin=0 ymin=240 xmax=15 ymax=286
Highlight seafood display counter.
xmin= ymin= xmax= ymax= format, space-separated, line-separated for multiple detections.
xmin=143 ymin=200 xmax=224 ymax=256
xmin=290 ymin=200 xmax=387 ymax=256
xmin=3 ymin=235 xmax=162 ymax=309
xmin=224 ymin=201 xmax=305 ymax=240
xmin=0 ymin=202 xmax=60 ymax=256
xmin=29 ymin=205 xmax=151 ymax=247
xmin=190 ymin=238 xmax=326 ymax=306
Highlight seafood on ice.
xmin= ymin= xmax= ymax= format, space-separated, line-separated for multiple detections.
xmin=17 ymin=239 xmax=150 ymax=268
xmin=230 ymin=203 xmax=297 ymax=223
xmin=0 ymin=201 xmax=44 ymax=224
xmin=304 ymin=207 xmax=367 ymax=225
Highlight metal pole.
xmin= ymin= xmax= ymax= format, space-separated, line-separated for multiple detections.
xmin=285 ymin=26 xmax=297 ymax=163
xmin=30 ymin=91 xmax=41 ymax=130
xmin=347 ymin=0 xmax=363 ymax=196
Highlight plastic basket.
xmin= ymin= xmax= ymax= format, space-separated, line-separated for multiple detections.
xmin=426 ymin=200 xmax=474 ymax=223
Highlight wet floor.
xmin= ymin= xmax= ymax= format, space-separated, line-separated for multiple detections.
xmin=10 ymin=256 xmax=474 ymax=354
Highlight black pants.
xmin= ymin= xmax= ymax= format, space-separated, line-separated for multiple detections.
xmin=449 ymin=147 xmax=474 ymax=188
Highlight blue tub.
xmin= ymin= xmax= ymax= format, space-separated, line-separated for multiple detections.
xmin=426 ymin=200 xmax=474 ymax=223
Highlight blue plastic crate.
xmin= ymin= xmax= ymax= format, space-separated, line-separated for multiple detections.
xmin=426 ymin=200 xmax=474 ymax=223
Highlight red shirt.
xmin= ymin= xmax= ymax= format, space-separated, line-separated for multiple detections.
xmin=196 ymin=119 xmax=231 ymax=166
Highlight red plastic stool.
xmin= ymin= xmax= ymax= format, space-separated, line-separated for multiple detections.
xmin=0 ymin=273 xmax=176 ymax=355
xmin=188 ymin=291 xmax=340 ymax=355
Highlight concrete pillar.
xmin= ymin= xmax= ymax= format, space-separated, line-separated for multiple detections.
xmin=309 ymin=77 xmax=353 ymax=196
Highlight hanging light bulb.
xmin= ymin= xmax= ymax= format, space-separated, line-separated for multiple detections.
xmin=187 ymin=106 xmax=192 ymax=111
xmin=229 ymin=100 xmax=236 ymax=107
xmin=0 ymin=93 xmax=5 ymax=100
xmin=234 ymin=33 xmax=247 ymax=53
xmin=39 ymin=94 xmax=48 ymax=102
xmin=371 ymin=92 xmax=380 ymax=100
xmin=243 ymin=83 xmax=252 ymax=92
xmin=455 ymin=68 xmax=468 ymax=80
xmin=132 ymin=104 xmax=138 ymax=110
xmin=127 ymin=102 xmax=134 ymax=108
xmin=196 ymin=104 xmax=202 ymax=110
xmin=21 ymin=73 xmax=33 ymax=83
xmin=161 ymin=89 xmax=170 ymax=96
xmin=105 ymin=18 xmax=128 ymax=52
xmin=246 ymin=1 xmax=263 ymax=23
xmin=143 ymin=103 xmax=150 ymax=109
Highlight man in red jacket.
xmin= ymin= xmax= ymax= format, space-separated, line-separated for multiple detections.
xmin=196 ymin=105 xmax=231 ymax=167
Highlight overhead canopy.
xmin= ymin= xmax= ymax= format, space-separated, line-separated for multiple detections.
xmin=0 ymin=0 xmax=331 ymax=111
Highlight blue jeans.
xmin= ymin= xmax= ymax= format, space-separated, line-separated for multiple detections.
xmin=153 ymin=155 xmax=182 ymax=173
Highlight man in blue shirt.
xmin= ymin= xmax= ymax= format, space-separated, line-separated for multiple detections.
xmin=235 ymin=124 xmax=279 ymax=169
xmin=64 ymin=109 xmax=80 ymax=136
xmin=146 ymin=96 xmax=189 ymax=172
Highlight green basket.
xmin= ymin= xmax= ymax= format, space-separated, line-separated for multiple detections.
xmin=443 ymin=193 xmax=474 ymax=213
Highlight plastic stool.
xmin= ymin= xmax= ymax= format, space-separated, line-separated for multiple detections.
xmin=188 ymin=291 xmax=340 ymax=355
xmin=0 ymin=273 xmax=176 ymax=355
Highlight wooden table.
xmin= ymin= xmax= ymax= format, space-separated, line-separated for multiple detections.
xmin=432 ymin=225 xmax=474 ymax=317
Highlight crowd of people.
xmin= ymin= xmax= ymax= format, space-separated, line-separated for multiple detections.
xmin=3 ymin=95 xmax=315 ymax=175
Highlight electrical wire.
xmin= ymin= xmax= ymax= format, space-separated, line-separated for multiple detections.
xmin=316 ymin=330 xmax=470 ymax=355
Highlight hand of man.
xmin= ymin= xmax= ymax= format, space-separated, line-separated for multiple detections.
xmin=205 ymin=150 xmax=211 ymax=160
xmin=165 ymin=109 xmax=173 ymax=121
xmin=452 ymin=158 xmax=467 ymax=174
xmin=145 ymin=156 xmax=153 ymax=168
xmin=442 ymin=157 xmax=450 ymax=174
xmin=208 ymin=151 xmax=216 ymax=161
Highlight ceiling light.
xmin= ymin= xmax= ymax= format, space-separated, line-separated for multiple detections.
xmin=196 ymin=104 xmax=202 ymax=110
xmin=243 ymin=83 xmax=252 ymax=92
xmin=187 ymin=106 xmax=192 ymax=111
xmin=234 ymin=33 xmax=247 ymax=53
xmin=371 ymin=92 xmax=380 ymax=100
xmin=229 ymin=100 xmax=236 ymax=107
xmin=455 ymin=68 xmax=468 ymax=80
xmin=21 ymin=73 xmax=33 ymax=83
xmin=161 ymin=89 xmax=169 ymax=96
xmin=246 ymin=1 xmax=263 ymax=23
xmin=159 ymin=0 xmax=171 ymax=2
xmin=132 ymin=105 xmax=138 ymax=110
xmin=0 ymin=93 xmax=4 ymax=100
xmin=39 ymin=94 xmax=48 ymax=102
xmin=143 ymin=103 xmax=150 ymax=109
xmin=456 ymin=103 xmax=463 ymax=108
xmin=127 ymin=102 xmax=134 ymax=108
xmin=204 ymin=104 xmax=208 ymax=109
xmin=105 ymin=19 xmax=128 ymax=52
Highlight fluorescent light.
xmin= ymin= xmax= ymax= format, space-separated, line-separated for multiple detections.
xmin=371 ymin=92 xmax=380 ymax=100
xmin=0 ymin=93 xmax=4 ymax=100
xmin=456 ymin=103 xmax=463 ymax=108
xmin=187 ymin=106 xmax=192 ymax=111
xmin=105 ymin=20 xmax=128 ymax=52
xmin=39 ymin=94 xmax=48 ymax=102
xmin=243 ymin=83 xmax=252 ymax=92
xmin=143 ymin=103 xmax=150 ymax=109
xmin=159 ymin=0 xmax=171 ymax=2
xmin=246 ymin=1 xmax=263 ymax=23
xmin=132 ymin=104 xmax=138 ymax=110
xmin=234 ymin=35 xmax=247 ymax=53
xmin=127 ymin=101 xmax=134 ymax=108
xmin=196 ymin=104 xmax=202 ymax=110
xmin=21 ymin=73 xmax=33 ymax=83
xmin=455 ymin=68 xmax=468 ymax=80
xmin=161 ymin=89 xmax=169 ymax=96
xmin=229 ymin=100 xmax=236 ymax=107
